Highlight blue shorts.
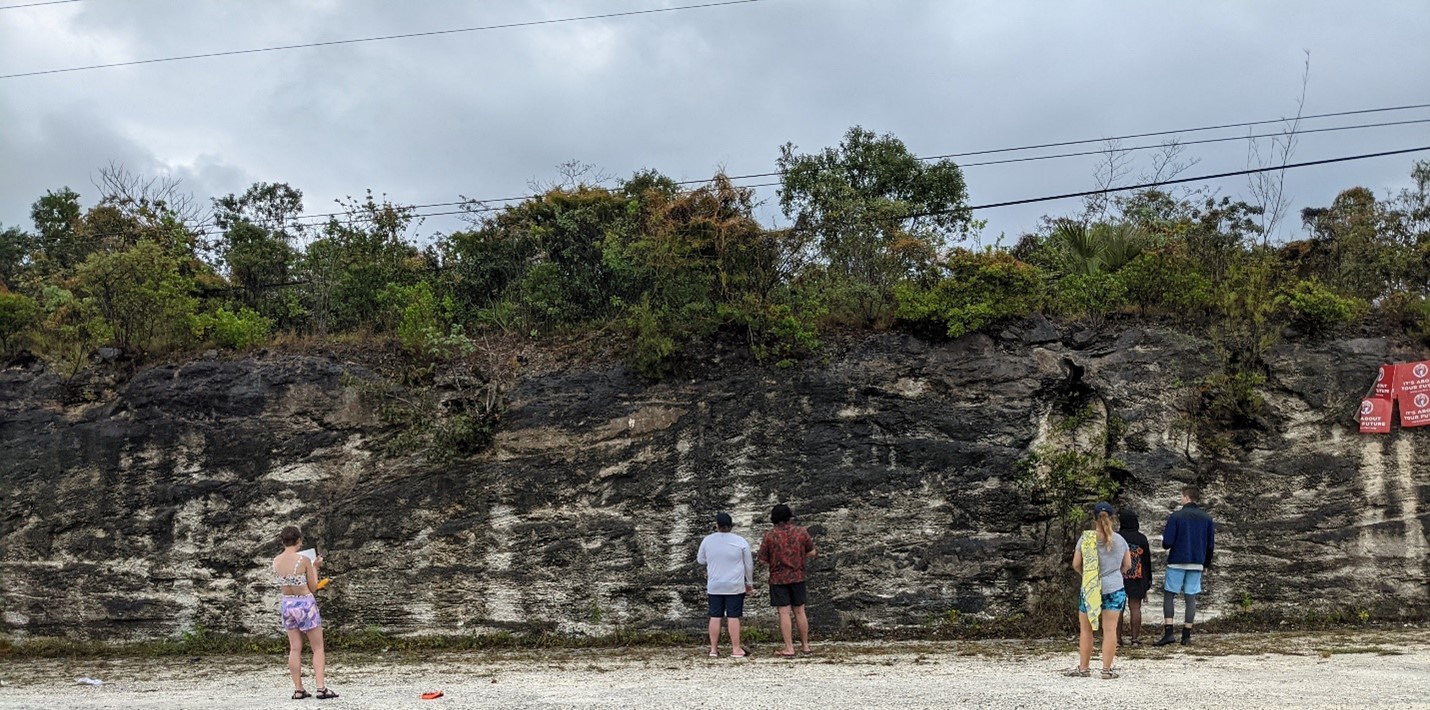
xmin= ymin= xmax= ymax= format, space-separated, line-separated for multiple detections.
xmin=1079 ymin=589 xmax=1128 ymax=614
xmin=1165 ymin=568 xmax=1203 ymax=595
xmin=708 ymin=593 xmax=746 ymax=618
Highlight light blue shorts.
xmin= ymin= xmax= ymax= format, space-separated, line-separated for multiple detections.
xmin=1164 ymin=568 xmax=1203 ymax=595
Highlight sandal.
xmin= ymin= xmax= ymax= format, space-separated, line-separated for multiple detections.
xmin=1100 ymin=669 xmax=1120 ymax=680
xmin=731 ymin=647 xmax=750 ymax=658
xmin=708 ymin=650 xmax=720 ymax=658
xmin=316 ymin=687 xmax=339 ymax=699
xmin=1063 ymin=667 xmax=1090 ymax=677
xmin=292 ymin=689 xmax=312 ymax=700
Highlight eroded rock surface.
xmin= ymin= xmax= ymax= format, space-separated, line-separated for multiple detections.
xmin=1 ymin=329 xmax=1426 ymax=640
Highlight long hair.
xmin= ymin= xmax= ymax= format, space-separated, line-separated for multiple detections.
xmin=1094 ymin=511 xmax=1115 ymax=551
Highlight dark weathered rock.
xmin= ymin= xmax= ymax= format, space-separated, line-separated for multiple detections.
xmin=1 ymin=330 xmax=1426 ymax=642
xmin=1022 ymin=315 xmax=1061 ymax=345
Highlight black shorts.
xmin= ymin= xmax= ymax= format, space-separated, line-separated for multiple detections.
xmin=769 ymin=582 xmax=807 ymax=608
xmin=708 ymin=593 xmax=746 ymax=618
xmin=1123 ymin=578 xmax=1150 ymax=601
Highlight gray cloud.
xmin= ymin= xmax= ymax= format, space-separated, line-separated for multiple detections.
xmin=2 ymin=0 xmax=1427 ymax=241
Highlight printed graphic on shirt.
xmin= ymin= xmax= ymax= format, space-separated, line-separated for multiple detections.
xmin=1125 ymin=544 xmax=1145 ymax=580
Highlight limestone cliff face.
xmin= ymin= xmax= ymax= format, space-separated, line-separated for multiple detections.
xmin=1 ymin=326 xmax=1426 ymax=640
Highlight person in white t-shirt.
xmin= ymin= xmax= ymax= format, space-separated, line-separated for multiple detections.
xmin=696 ymin=512 xmax=755 ymax=658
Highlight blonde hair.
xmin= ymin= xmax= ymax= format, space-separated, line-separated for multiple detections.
xmin=1094 ymin=511 xmax=1115 ymax=551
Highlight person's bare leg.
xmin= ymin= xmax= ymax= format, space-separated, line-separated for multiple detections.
xmin=729 ymin=618 xmax=743 ymax=656
xmin=286 ymin=629 xmax=304 ymax=692
xmin=1128 ymin=599 xmax=1142 ymax=643
xmin=1100 ymin=611 xmax=1121 ymax=672
xmin=777 ymin=606 xmax=795 ymax=654
xmin=708 ymin=617 xmax=722 ymax=654
xmin=308 ymin=627 xmax=326 ymax=690
xmin=794 ymin=605 xmax=810 ymax=652
xmin=1077 ymin=612 xmax=1093 ymax=671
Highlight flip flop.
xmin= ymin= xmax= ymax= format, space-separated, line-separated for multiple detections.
xmin=774 ymin=650 xmax=798 ymax=658
xmin=707 ymin=650 xmax=720 ymax=658
xmin=421 ymin=691 xmax=444 ymax=700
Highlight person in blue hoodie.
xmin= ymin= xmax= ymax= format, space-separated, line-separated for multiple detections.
xmin=1154 ymin=485 xmax=1215 ymax=646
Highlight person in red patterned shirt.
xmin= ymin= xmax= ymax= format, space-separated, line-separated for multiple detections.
xmin=757 ymin=504 xmax=817 ymax=657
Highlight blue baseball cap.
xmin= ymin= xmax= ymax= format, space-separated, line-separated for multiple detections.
xmin=1093 ymin=502 xmax=1116 ymax=518
xmin=715 ymin=512 xmax=734 ymax=528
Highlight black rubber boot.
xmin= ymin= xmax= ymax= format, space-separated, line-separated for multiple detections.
xmin=1180 ymin=627 xmax=1193 ymax=646
xmin=1152 ymin=625 xmax=1177 ymax=646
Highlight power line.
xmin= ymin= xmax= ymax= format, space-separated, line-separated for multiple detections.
xmin=957 ymin=117 xmax=1430 ymax=168
xmin=709 ymin=102 xmax=1430 ymax=183
xmin=293 ymin=144 xmax=1430 ymax=229
xmin=954 ymin=145 xmax=1430 ymax=214
xmin=0 ymin=0 xmax=84 ymax=10
xmin=278 ymin=112 xmax=1430 ymax=226
xmin=0 ymin=0 xmax=766 ymax=79
xmin=55 ymin=144 xmax=1430 ymax=245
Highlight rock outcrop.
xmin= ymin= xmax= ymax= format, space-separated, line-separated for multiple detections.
xmin=1 ymin=327 xmax=1426 ymax=640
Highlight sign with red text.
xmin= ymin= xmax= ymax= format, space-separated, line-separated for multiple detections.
xmin=1401 ymin=392 xmax=1430 ymax=428
xmin=1374 ymin=364 xmax=1397 ymax=399
xmin=1395 ymin=361 xmax=1430 ymax=398
xmin=1359 ymin=398 xmax=1393 ymax=433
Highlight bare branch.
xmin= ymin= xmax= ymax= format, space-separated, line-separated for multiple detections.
xmin=1246 ymin=51 xmax=1310 ymax=243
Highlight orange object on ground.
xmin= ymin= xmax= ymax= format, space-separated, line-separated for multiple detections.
xmin=421 ymin=691 xmax=444 ymax=700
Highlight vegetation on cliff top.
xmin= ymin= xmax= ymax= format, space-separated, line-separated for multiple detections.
xmin=1 ymin=129 xmax=1427 ymax=394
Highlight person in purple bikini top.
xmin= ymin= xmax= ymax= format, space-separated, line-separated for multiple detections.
xmin=271 ymin=525 xmax=337 ymax=700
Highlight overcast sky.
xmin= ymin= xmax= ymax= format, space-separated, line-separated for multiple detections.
xmin=2 ymin=0 xmax=1428 ymax=246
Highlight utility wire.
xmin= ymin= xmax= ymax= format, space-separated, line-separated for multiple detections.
xmin=279 ymin=112 xmax=1430 ymax=227
xmin=0 ymin=0 xmax=766 ymax=79
xmin=952 ymin=145 xmax=1430 ymax=214
xmin=289 ymin=144 xmax=1430 ymax=229
xmin=710 ymin=103 xmax=1430 ymax=183
xmin=59 ymin=144 xmax=1430 ymax=244
xmin=0 ymin=0 xmax=84 ymax=10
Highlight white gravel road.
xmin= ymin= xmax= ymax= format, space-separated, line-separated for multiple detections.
xmin=2 ymin=632 xmax=1427 ymax=709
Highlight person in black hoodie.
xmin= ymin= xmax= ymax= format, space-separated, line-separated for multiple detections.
xmin=1155 ymin=485 xmax=1215 ymax=646
xmin=1117 ymin=510 xmax=1153 ymax=646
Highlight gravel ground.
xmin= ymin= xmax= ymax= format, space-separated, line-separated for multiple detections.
xmin=3 ymin=632 xmax=1428 ymax=709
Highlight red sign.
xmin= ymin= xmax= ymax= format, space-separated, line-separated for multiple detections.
xmin=1374 ymin=364 xmax=1397 ymax=399
xmin=1401 ymin=391 xmax=1430 ymax=428
xmin=1395 ymin=360 xmax=1430 ymax=398
xmin=1360 ymin=398 xmax=1393 ymax=433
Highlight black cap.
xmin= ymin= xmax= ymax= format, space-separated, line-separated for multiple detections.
xmin=1093 ymin=502 xmax=1115 ymax=518
xmin=715 ymin=512 xmax=733 ymax=528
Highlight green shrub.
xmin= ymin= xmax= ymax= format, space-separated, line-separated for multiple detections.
xmin=893 ymin=249 xmax=1045 ymax=339
xmin=723 ymin=299 xmax=822 ymax=364
xmin=1276 ymin=279 xmax=1366 ymax=335
xmin=1197 ymin=370 xmax=1266 ymax=429
xmin=1016 ymin=448 xmax=1120 ymax=523
xmin=191 ymin=307 xmax=273 ymax=349
xmin=1053 ymin=272 xmax=1126 ymax=325
xmin=379 ymin=281 xmax=440 ymax=355
xmin=1117 ymin=248 xmax=1214 ymax=316
xmin=0 ymin=289 xmax=39 ymax=353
